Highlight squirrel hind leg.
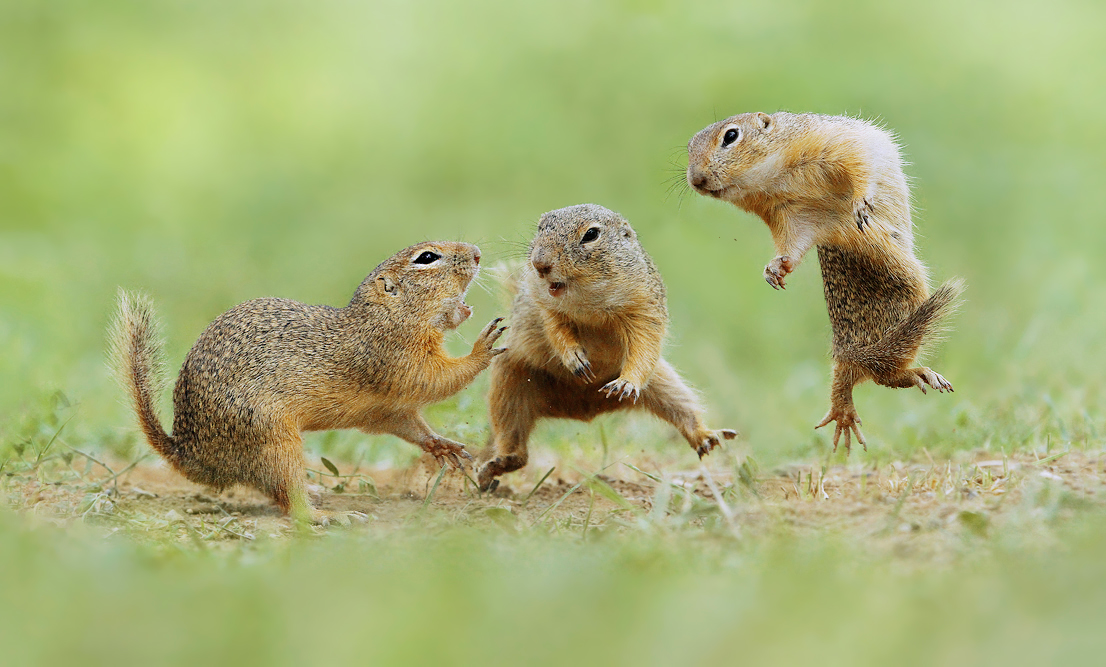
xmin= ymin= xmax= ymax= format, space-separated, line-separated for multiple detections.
xmin=264 ymin=476 xmax=315 ymax=523
xmin=478 ymin=363 xmax=541 ymax=491
xmin=382 ymin=412 xmax=475 ymax=471
xmin=477 ymin=413 xmax=534 ymax=492
xmin=254 ymin=430 xmax=318 ymax=523
xmin=816 ymin=362 xmax=867 ymax=453
xmin=873 ymin=366 xmax=954 ymax=394
xmin=639 ymin=360 xmax=738 ymax=459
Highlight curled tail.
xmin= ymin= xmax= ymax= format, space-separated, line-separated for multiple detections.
xmin=843 ymin=278 xmax=965 ymax=376
xmin=108 ymin=290 xmax=180 ymax=467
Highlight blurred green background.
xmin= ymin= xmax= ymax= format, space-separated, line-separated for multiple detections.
xmin=2 ymin=0 xmax=1105 ymax=663
xmin=3 ymin=0 xmax=1104 ymax=464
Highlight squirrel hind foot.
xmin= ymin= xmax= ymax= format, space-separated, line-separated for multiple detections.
xmin=693 ymin=428 xmax=738 ymax=458
xmin=913 ymin=367 xmax=954 ymax=394
xmin=476 ymin=454 xmax=527 ymax=491
xmin=816 ymin=405 xmax=866 ymax=454
xmin=420 ymin=436 xmax=472 ymax=470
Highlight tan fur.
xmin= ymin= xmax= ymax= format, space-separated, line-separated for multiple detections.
xmin=687 ymin=112 xmax=963 ymax=452
xmin=476 ymin=204 xmax=736 ymax=490
xmin=109 ymin=242 xmax=506 ymax=521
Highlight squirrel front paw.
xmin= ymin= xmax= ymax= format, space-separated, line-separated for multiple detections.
xmin=600 ymin=378 xmax=640 ymax=403
xmin=854 ymin=197 xmax=875 ymax=231
xmin=472 ymin=317 xmax=508 ymax=361
xmin=764 ymin=255 xmax=796 ymax=290
xmin=690 ymin=427 xmax=738 ymax=458
xmin=815 ymin=404 xmax=866 ymax=453
xmin=563 ymin=346 xmax=595 ymax=383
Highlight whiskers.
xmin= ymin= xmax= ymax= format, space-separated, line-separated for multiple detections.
xmin=483 ymin=235 xmax=532 ymax=262
xmin=472 ymin=241 xmax=529 ymax=310
xmin=662 ymin=146 xmax=693 ymax=210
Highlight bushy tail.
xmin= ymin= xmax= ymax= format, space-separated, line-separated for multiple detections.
xmin=843 ymin=278 xmax=965 ymax=375
xmin=108 ymin=290 xmax=179 ymax=465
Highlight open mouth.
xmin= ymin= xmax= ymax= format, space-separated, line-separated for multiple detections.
xmin=548 ymin=282 xmax=566 ymax=298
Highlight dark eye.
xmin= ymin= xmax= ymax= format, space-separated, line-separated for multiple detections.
xmin=413 ymin=251 xmax=441 ymax=264
xmin=581 ymin=227 xmax=600 ymax=244
xmin=722 ymin=127 xmax=741 ymax=147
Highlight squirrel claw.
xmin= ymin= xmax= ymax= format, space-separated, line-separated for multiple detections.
xmin=815 ymin=405 xmax=866 ymax=454
xmin=566 ymin=348 xmax=595 ymax=383
xmin=855 ymin=197 xmax=875 ymax=231
xmin=693 ymin=428 xmax=737 ymax=458
xmin=764 ymin=256 xmax=795 ymax=290
xmin=600 ymin=379 xmax=640 ymax=403
xmin=914 ymin=367 xmax=953 ymax=394
xmin=422 ymin=437 xmax=470 ymax=470
xmin=474 ymin=318 xmax=508 ymax=359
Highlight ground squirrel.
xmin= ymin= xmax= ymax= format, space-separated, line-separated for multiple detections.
xmin=476 ymin=204 xmax=736 ymax=490
xmin=686 ymin=112 xmax=963 ymax=451
xmin=110 ymin=241 xmax=506 ymax=521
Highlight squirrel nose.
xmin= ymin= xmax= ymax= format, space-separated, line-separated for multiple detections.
xmin=473 ymin=249 xmax=481 ymax=265
xmin=532 ymin=260 xmax=552 ymax=278
xmin=688 ymin=168 xmax=709 ymax=190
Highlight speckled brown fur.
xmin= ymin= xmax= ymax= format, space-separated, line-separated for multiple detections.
xmin=476 ymin=204 xmax=736 ymax=490
xmin=109 ymin=242 xmax=506 ymax=521
xmin=687 ymin=112 xmax=963 ymax=451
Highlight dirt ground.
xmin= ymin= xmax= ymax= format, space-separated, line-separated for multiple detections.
xmin=6 ymin=449 xmax=1105 ymax=559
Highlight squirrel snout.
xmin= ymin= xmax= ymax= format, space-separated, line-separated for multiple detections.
xmin=531 ymin=247 xmax=554 ymax=278
xmin=687 ymin=167 xmax=710 ymax=191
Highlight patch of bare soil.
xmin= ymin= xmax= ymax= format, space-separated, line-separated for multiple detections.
xmin=5 ymin=450 xmax=1104 ymax=559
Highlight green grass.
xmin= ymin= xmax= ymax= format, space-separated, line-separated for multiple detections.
xmin=2 ymin=0 xmax=1105 ymax=663
xmin=3 ymin=487 xmax=1106 ymax=666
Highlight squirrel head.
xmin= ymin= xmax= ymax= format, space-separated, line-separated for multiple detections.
xmin=352 ymin=241 xmax=481 ymax=330
xmin=525 ymin=204 xmax=653 ymax=313
xmin=686 ymin=111 xmax=788 ymax=202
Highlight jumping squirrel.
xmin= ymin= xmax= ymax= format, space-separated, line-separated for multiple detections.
xmin=110 ymin=241 xmax=506 ymax=521
xmin=476 ymin=204 xmax=736 ymax=490
xmin=686 ymin=112 xmax=963 ymax=451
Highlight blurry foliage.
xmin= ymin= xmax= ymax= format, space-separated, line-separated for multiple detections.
xmin=3 ymin=503 xmax=1106 ymax=665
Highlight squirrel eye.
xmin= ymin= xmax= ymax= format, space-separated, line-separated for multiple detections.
xmin=413 ymin=251 xmax=441 ymax=265
xmin=581 ymin=227 xmax=600 ymax=244
xmin=721 ymin=127 xmax=741 ymax=147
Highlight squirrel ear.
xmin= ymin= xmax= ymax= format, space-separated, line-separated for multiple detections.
xmin=757 ymin=112 xmax=773 ymax=130
xmin=378 ymin=274 xmax=399 ymax=296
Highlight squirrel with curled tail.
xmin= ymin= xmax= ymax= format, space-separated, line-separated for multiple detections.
xmin=110 ymin=241 xmax=506 ymax=523
xmin=687 ymin=112 xmax=963 ymax=451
